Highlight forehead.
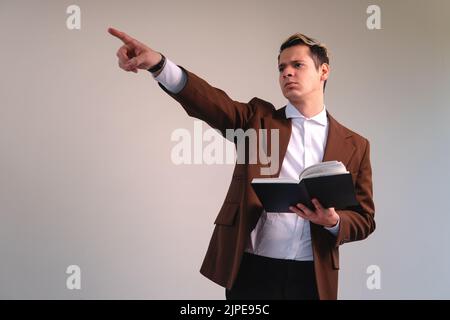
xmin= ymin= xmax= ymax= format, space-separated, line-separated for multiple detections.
xmin=278 ymin=45 xmax=313 ymax=64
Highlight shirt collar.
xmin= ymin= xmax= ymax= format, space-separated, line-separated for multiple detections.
xmin=285 ymin=102 xmax=328 ymax=126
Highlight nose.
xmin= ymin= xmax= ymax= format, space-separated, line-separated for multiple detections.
xmin=281 ymin=67 xmax=293 ymax=79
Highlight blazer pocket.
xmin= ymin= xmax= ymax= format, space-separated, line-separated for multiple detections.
xmin=331 ymin=247 xmax=340 ymax=270
xmin=214 ymin=202 xmax=240 ymax=226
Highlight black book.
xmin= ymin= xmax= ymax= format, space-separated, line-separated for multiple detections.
xmin=251 ymin=161 xmax=359 ymax=212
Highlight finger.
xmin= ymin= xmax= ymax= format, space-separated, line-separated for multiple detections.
xmin=118 ymin=60 xmax=135 ymax=72
xmin=296 ymin=203 xmax=315 ymax=215
xmin=289 ymin=205 xmax=302 ymax=214
xmin=289 ymin=204 xmax=310 ymax=215
xmin=118 ymin=60 xmax=127 ymax=71
xmin=297 ymin=211 xmax=310 ymax=220
xmin=116 ymin=46 xmax=131 ymax=63
xmin=108 ymin=27 xmax=136 ymax=45
xmin=289 ymin=206 xmax=310 ymax=220
xmin=312 ymin=198 xmax=324 ymax=211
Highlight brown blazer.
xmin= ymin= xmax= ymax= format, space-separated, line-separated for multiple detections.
xmin=159 ymin=67 xmax=376 ymax=300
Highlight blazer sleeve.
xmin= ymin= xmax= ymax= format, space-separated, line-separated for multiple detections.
xmin=158 ymin=66 xmax=258 ymax=136
xmin=333 ymin=139 xmax=376 ymax=248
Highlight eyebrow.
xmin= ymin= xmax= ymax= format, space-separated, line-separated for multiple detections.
xmin=278 ymin=60 xmax=307 ymax=68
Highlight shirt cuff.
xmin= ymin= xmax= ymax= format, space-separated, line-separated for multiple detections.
xmin=324 ymin=217 xmax=340 ymax=236
xmin=152 ymin=58 xmax=187 ymax=94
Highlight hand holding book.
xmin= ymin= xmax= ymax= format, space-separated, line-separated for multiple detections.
xmin=289 ymin=198 xmax=340 ymax=228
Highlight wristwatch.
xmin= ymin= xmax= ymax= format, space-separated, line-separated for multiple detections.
xmin=147 ymin=53 xmax=166 ymax=74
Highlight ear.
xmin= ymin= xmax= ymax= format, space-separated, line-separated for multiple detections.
xmin=320 ymin=63 xmax=330 ymax=81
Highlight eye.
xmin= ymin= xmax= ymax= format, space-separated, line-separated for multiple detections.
xmin=294 ymin=62 xmax=303 ymax=68
xmin=278 ymin=66 xmax=284 ymax=72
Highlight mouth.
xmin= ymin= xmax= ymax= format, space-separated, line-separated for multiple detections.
xmin=284 ymin=82 xmax=297 ymax=88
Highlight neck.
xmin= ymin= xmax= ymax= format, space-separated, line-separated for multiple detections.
xmin=289 ymin=94 xmax=324 ymax=118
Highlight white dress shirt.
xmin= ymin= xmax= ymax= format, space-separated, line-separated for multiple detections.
xmin=154 ymin=59 xmax=340 ymax=261
xmin=245 ymin=104 xmax=340 ymax=261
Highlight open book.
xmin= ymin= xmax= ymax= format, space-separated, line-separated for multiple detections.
xmin=251 ymin=161 xmax=359 ymax=212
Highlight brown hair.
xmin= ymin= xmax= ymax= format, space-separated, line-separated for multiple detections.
xmin=278 ymin=33 xmax=330 ymax=91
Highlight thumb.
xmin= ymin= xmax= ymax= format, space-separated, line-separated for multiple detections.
xmin=125 ymin=55 xmax=146 ymax=69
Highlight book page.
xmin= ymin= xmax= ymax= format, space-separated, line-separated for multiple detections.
xmin=251 ymin=178 xmax=299 ymax=184
xmin=299 ymin=161 xmax=348 ymax=181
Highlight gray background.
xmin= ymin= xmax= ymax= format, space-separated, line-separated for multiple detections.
xmin=1 ymin=0 xmax=449 ymax=299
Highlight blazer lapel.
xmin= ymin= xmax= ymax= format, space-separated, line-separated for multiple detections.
xmin=322 ymin=112 xmax=355 ymax=168
xmin=311 ymin=112 xmax=356 ymax=249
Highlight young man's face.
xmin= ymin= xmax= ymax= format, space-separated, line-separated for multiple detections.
xmin=278 ymin=44 xmax=328 ymax=104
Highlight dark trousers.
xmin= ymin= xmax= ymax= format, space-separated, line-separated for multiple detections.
xmin=225 ymin=252 xmax=319 ymax=300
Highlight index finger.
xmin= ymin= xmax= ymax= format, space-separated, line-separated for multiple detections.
xmin=108 ymin=27 xmax=135 ymax=44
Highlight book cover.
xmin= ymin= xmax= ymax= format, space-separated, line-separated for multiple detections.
xmin=251 ymin=161 xmax=359 ymax=212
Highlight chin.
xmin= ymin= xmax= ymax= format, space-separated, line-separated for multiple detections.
xmin=285 ymin=92 xmax=302 ymax=101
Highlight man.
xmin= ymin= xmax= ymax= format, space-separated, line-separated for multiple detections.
xmin=108 ymin=27 xmax=375 ymax=300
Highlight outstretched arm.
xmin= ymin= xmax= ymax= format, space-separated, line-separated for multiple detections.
xmin=108 ymin=27 xmax=257 ymax=134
